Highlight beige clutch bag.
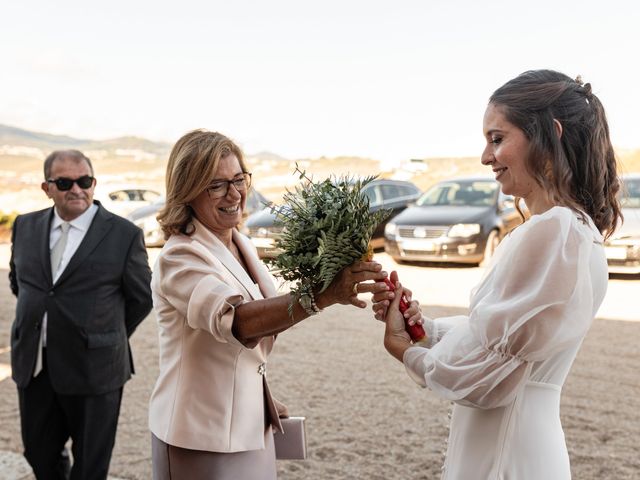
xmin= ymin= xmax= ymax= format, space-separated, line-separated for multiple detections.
xmin=274 ymin=416 xmax=307 ymax=460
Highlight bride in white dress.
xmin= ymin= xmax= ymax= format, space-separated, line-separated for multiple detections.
xmin=373 ymin=70 xmax=623 ymax=479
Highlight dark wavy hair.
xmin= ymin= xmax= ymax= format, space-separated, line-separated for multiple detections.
xmin=489 ymin=69 xmax=622 ymax=239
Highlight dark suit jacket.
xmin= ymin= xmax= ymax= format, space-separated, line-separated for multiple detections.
xmin=9 ymin=201 xmax=153 ymax=395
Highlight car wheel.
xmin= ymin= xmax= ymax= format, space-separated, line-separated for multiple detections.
xmin=481 ymin=230 xmax=500 ymax=266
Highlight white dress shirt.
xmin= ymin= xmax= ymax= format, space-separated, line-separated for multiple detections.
xmin=42 ymin=203 xmax=98 ymax=346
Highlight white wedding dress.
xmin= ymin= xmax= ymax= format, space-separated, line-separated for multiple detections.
xmin=404 ymin=207 xmax=608 ymax=479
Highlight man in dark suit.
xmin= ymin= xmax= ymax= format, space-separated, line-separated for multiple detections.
xmin=9 ymin=149 xmax=153 ymax=480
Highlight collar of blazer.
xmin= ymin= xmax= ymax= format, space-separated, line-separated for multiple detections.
xmin=190 ymin=218 xmax=276 ymax=301
xmin=50 ymin=200 xmax=114 ymax=287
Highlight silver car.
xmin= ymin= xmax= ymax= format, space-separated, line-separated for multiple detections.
xmin=127 ymin=188 xmax=269 ymax=247
xmin=605 ymin=173 xmax=640 ymax=274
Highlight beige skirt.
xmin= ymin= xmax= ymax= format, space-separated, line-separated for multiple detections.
xmin=151 ymin=428 xmax=277 ymax=480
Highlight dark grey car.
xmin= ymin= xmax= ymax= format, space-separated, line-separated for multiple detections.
xmin=242 ymin=179 xmax=421 ymax=259
xmin=384 ymin=177 xmax=521 ymax=265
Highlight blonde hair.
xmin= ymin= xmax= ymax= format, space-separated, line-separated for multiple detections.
xmin=157 ymin=129 xmax=247 ymax=238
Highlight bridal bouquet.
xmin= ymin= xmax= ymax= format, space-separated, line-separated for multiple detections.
xmin=265 ymin=165 xmax=390 ymax=304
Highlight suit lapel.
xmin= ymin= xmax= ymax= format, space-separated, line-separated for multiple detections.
xmin=39 ymin=208 xmax=55 ymax=285
xmin=193 ymin=219 xmax=263 ymax=300
xmin=55 ymin=204 xmax=113 ymax=286
xmin=234 ymin=230 xmax=277 ymax=299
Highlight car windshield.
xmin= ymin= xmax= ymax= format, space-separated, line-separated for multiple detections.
xmin=621 ymin=178 xmax=640 ymax=208
xmin=417 ymin=181 xmax=499 ymax=207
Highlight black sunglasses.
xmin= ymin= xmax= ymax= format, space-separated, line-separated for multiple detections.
xmin=47 ymin=175 xmax=95 ymax=191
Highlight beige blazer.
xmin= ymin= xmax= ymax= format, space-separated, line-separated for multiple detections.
xmin=149 ymin=219 xmax=282 ymax=452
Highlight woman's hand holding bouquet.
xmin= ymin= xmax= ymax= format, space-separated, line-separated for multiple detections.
xmin=266 ymin=166 xmax=391 ymax=315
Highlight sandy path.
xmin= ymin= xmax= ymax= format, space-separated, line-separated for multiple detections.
xmin=0 ymin=246 xmax=638 ymax=479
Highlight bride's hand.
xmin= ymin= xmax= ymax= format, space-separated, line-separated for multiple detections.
xmin=403 ymin=300 xmax=423 ymax=328
xmin=371 ymin=271 xmax=420 ymax=322
xmin=373 ymin=295 xmax=421 ymax=324
xmin=383 ymin=281 xmax=411 ymax=341
xmin=383 ymin=281 xmax=413 ymax=361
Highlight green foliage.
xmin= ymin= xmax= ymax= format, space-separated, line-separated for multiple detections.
xmin=0 ymin=211 xmax=18 ymax=227
xmin=266 ymin=165 xmax=390 ymax=301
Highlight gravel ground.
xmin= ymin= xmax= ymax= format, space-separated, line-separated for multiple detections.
xmin=1 ymin=260 xmax=639 ymax=479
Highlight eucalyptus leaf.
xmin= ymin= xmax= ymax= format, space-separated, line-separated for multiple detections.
xmin=265 ymin=164 xmax=391 ymax=299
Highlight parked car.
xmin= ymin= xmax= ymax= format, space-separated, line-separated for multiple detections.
xmin=604 ymin=173 xmax=640 ymax=274
xmin=242 ymin=179 xmax=422 ymax=259
xmin=94 ymin=185 xmax=162 ymax=218
xmin=384 ymin=176 xmax=521 ymax=265
xmin=127 ymin=188 xmax=269 ymax=247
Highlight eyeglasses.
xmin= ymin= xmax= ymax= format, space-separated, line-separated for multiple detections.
xmin=47 ymin=175 xmax=95 ymax=191
xmin=206 ymin=173 xmax=252 ymax=199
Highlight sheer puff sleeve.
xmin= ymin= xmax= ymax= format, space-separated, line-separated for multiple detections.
xmin=155 ymin=240 xmax=246 ymax=348
xmin=403 ymin=208 xmax=597 ymax=409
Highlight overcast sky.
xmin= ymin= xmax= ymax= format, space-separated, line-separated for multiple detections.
xmin=1 ymin=0 xmax=639 ymax=164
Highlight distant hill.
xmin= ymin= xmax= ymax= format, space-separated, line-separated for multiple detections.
xmin=247 ymin=150 xmax=290 ymax=163
xmin=0 ymin=123 xmax=92 ymax=149
xmin=1 ymin=122 xmax=638 ymax=204
xmin=0 ymin=123 xmax=295 ymax=167
xmin=618 ymin=149 xmax=640 ymax=175
xmin=0 ymin=124 xmax=171 ymax=154
xmin=0 ymin=124 xmax=384 ymax=197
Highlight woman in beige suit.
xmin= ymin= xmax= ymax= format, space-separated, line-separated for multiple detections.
xmin=148 ymin=129 xmax=386 ymax=479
